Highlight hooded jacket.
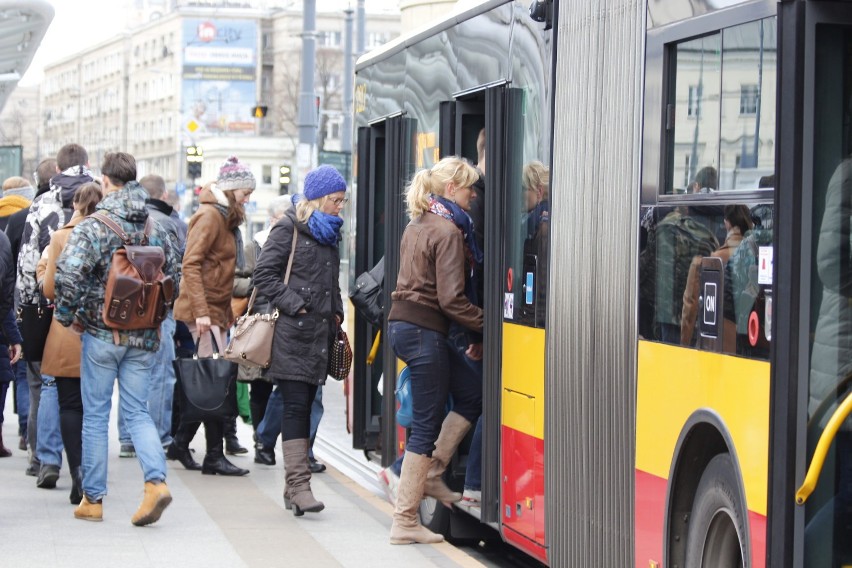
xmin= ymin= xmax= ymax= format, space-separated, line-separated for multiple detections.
xmin=53 ymin=181 xmax=181 ymax=352
xmin=17 ymin=165 xmax=93 ymax=305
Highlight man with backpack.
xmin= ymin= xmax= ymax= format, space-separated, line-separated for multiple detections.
xmin=54 ymin=152 xmax=181 ymax=526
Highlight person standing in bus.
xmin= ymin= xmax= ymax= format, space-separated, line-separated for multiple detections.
xmin=386 ymin=157 xmax=484 ymax=545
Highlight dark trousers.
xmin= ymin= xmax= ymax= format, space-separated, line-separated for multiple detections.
xmin=388 ymin=320 xmax=450 ymax=456
xmin=55 ymin=377 xmax=83 ymax=469
xmin=249 ymin=380 xmax=273 ymax=432
xmin=276 ymin=380 xmax=317 ymax=442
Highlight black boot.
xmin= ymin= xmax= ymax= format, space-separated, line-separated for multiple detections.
xmin=224 ymin=418 xmax=247 ymax=455
xmin=254 ymin=444 xmax=276 ymax=466
xmin=201 ymin=420 xmax=248 ymax=476
xmin=69 ymin=466 xmax=83 ymax=505
xmin=167 ymin=422 xmax=201 ymax=471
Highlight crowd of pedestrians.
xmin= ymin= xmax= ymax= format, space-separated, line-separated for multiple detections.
xmin=0 ymin=144 xmax=340 ymax=527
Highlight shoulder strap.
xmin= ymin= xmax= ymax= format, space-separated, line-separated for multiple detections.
xmin=284 ymin=225 xmax=298 ymax=285
xmin=90 ymin=212 xmax=131 ymax=245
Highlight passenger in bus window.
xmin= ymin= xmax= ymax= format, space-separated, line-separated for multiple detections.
xmin=522 ymin=161 xmax=550 ymax=328
xmin=680 ymin=204 xmax=751 ymax=348
xmin=639 ymin=203 xmax=718 ymax=345
xmin=386 ymin=157 xmax=483 ymax=544
xmin=723 ymin=203 xmax=773 ymax=358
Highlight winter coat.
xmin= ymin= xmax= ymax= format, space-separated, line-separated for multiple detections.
xmin=253 ymin=209 xmax=344 ymax=386
xmin=0 ymin=195 xmax=31 ymax=230
xmin=36 ymin=213 xmax=84 ymax=378
xmin=0 ymin=308 xmax=22 ymax=384
xmin=809 ymin=158 xmax=852 ymax=422
xmin=0 ymin=230 xmax=15 ymax=331
xmin=18 ymin=166 xmax=93 ymax=305
xmin=173 ymin=186 xmax=238 ymax=329
xmin=54 ymin=181 xmax=181 ymax=352
xmin=388 ymin=212 xmax=483 ymax=335
xmin=145 ymin=198 xmax=181 ymax=254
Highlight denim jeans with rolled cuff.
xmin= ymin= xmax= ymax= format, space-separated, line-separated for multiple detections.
xmin=36 ymin=374 xmax=63 ymax=467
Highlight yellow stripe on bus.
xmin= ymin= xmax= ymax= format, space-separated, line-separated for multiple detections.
xmin=501 ymin=322 xmax=545 ymax=440
xmin=636 ymin=340 xmax=770 ymax=515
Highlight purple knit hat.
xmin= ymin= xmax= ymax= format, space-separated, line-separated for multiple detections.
xmin=304 ymin=165 xmax=346 ymax=201
xmin=217 ymin=156 xmax=256 ymax=191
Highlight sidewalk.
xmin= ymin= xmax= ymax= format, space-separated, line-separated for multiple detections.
xmin=0 ymin=390 xmax=481 ymax=568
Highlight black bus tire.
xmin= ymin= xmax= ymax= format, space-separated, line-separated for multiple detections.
xmin=419 ymin=496 xmax=451 ymax=536
xmin=685 ymin=453 xmax=749 ymax=568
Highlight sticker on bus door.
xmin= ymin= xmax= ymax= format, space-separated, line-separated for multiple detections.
xmin=758 ymin=246 xmax=773 ymax=285
xmin=504 ymin=293 xmax=514 ymax=319
xmin=525 ymin=272 xmax=534 ymax=305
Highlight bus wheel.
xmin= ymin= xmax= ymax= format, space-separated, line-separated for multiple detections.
xmin=685 ymin=454 xmax=748 ymax=568
xmin=419 ymin=496 xmax=451 ymax=536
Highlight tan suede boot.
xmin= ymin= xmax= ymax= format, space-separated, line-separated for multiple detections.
xmin=424 ymin=412 xmax=471 ymax=504
xmin=282 ymin=439 xmax=324 ymax=516
xmin=131 ymin=481 xmax=172 ymax=526
xmin=74 ymin=495 xmax=103 ymax=522
xmin=390 ymin=451 xmax=444 ymax=545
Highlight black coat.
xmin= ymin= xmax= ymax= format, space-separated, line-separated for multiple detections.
xmin=253 ymin=209 xmax=343 ymax=386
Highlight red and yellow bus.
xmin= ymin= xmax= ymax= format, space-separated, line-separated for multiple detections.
xmin=347 ymin=0 xmax=852 ymax=565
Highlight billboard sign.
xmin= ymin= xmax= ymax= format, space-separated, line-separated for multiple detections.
xmin=182 ymin=19 xmax=257 ymax=135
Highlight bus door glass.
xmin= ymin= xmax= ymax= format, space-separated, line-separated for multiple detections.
xmin=803 ymin=17 xmax=852 ymax=568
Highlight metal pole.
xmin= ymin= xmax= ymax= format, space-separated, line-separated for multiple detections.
xmin=356 ymin=0 xmax=365 ymax=56
xmin=342 ymin=8 xmax=354 ymax=154
xmin=298 ymin=0 xmax=318 ymax=173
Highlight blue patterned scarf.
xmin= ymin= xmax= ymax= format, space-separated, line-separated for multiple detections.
xmin=291 ymin=193 xmax=344 ymax=246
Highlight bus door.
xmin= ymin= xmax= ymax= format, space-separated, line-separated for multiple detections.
xmin=351 ymin=116 xmax=415 ymax=464
xmin=772 ymin=3 xmax=852 ymax=567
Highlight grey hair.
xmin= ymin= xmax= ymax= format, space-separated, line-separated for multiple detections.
xmin=267 ymin=195 xmax=291 ymax=219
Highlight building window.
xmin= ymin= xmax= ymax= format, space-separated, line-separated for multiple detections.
xmin=740 ymin=84 xmax=758 ymax=115
xmin=262 ymin=165 xmax=272 ymax=184
xmin=687 ymin=85 xmax=701 ymax=118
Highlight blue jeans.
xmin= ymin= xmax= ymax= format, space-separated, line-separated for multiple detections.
xmin=388 ymin=321 xmax=450 ymax=456
xmin=80 ymin=333 xmax=166 ymax=500
xmin=36 ymin=374 xmax=63 ymax=467
xmin=14 ymin=360 xmax=28 ymax=435
xmin=464 ymin=416 xmax=483 ymax=490
xmin=147 ymin=313 xmax=176 ymax=447
xmin=257 ymin=385 xmax=324 ymax=457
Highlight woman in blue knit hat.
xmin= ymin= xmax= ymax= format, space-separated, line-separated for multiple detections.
xmin=253 ymin=164 xmax=347 ymax=516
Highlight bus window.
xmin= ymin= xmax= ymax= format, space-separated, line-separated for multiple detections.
xmin=638 ymin=201 xmax=773 ymax=359
xmin=666 ymin=17 xmax=777 ymax=194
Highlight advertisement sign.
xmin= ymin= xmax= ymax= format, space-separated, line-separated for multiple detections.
xmin=181 ymin=19 xmax=257 ymax=135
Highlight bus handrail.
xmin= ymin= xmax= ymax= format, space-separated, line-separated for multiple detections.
xmin=796 ymin=390 xmax=852 ymax=505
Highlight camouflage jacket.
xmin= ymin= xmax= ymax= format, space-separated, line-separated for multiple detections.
xmin=17 ymin=165 xmax=93 ymax=305
xmin=54 ymin=181 xmax=181 ymax=352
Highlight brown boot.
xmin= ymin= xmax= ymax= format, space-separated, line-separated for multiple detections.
xmin=281 ymin=439 xmax=324 ymax=516
xmin=424 ymin=412 xmax=471 ymax=504
xmin=0 ymin=432 xmax=11 ymax=458
xmin=131 ymin=481 xmax=172 ymax=526
xmin=74 ymin=495 xmax=103 ymax=522
xmin=390 ymin=451 xmax=444 ymax=545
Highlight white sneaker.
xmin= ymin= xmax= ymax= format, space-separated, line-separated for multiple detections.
xmin=462 ymin=489 xmax=481 ymax=504
xmin=377 ymin=467 xmax=400 ymax=505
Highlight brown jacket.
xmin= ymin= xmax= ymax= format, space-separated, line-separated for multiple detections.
xmin=37 ymin=213 xmax=83 ymax=378
xmin=173 ymin=187 xmax=236 ymax=328
xmin=388 ymin=212 xmax=483 ymax=335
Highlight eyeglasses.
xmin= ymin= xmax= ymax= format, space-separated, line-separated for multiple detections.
xmin=329 ymin=197 xmax=349 ymax=206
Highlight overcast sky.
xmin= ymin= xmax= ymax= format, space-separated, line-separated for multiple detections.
xmin=22 ymin=0 xmax=401 ymax=86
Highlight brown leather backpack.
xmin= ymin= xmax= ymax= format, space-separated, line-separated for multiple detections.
xmin=90 ymin=212 xmax=174 ymax=337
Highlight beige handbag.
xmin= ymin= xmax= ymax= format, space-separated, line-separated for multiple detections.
xmin=225 ymin=226 xmax=297 ymax=369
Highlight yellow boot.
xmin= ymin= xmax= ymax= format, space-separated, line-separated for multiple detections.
xmin=424 ymin=412 xmax=471 ymax=504
xmin=131 ymin=481 xmax=172 ymax=526
xmin=390 ymin=451 xmax=444 ymax=545
xmin=74 ymin=495 xmax=103 ymax=522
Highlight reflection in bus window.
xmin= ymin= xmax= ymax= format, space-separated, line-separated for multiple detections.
xmin=667 ymin=17 xmax=777 ymax=194
xmin=638 ymin=202 xmax=773 ymax=360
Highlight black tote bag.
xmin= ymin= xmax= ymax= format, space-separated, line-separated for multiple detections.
xmin=173 ymin=332 xmax=238 ymax=423
xmin=19 ymin=303 xmax=53 ymax=362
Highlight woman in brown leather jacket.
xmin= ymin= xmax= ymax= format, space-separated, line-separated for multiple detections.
xmin=386 ymin=156 xmax=483 ymax=545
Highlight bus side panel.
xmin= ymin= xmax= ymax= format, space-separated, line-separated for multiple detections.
xmin=635 ymin=470 xmax=667 ymax=568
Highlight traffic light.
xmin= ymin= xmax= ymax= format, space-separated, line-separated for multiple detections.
xmin=186 ymin=146 xmax=203 ymax=180
xmin=279 ymin=165 xmax=291 ymax=194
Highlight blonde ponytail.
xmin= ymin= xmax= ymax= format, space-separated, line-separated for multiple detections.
xmin=404 ymin=156 xmax=479 ymax=220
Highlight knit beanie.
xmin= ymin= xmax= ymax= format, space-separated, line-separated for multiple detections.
xmin=304 ymin=165 xmax=346 ymax=201
xmin=216 ymin=156 xmax=256 ymax=192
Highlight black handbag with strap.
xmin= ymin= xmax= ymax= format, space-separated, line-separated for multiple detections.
xmin=349 ymin=256 xmax=384 ymax=328
xmin=174 ymin=332 xmax=238 ymax=423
